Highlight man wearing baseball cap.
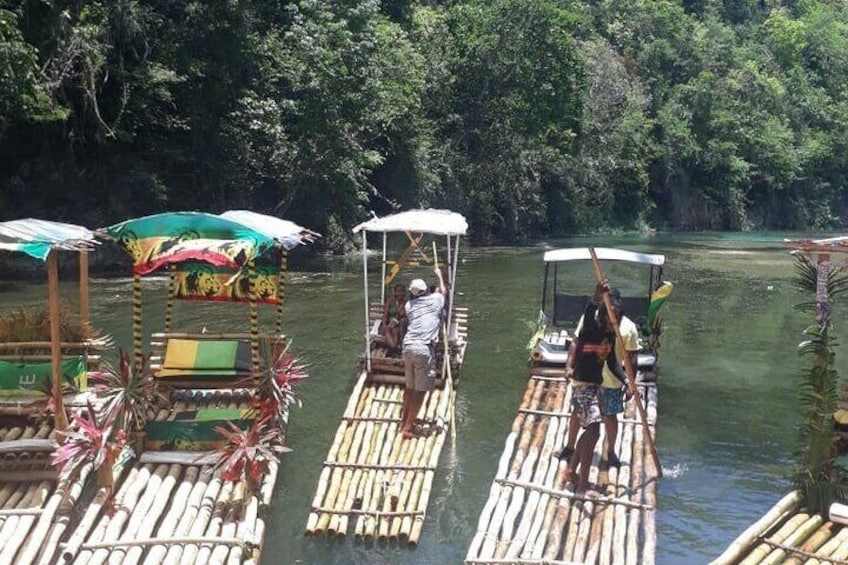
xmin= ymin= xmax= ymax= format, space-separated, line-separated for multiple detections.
xmin=401 ymin=266 xmax=447 ymax=439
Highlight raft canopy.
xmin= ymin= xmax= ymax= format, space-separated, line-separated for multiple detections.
xmin=0 ymin=218 xmax=98 ymax=261
xmin=785 ymin=235 xmax=848 ymax=254
xmin=543 ymin=247 xmax=665 ymax=266
xmin=219 ymin=210 xmax=320 ymax=250
xmin=352 ymin=208 xmax=468 ymax=236
xmin=102 ymin=211 xmax=277 ymax=275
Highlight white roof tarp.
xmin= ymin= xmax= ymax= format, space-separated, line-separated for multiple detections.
xmin=220 ymin=210 xmax=318 ymax=250
xmin=543 ymin=247 xmax=665 ymax=266
xmin=352 ymin=209 xmax=468 ymax=236
xmin=0 ymin=218 xmax=97 ymax=261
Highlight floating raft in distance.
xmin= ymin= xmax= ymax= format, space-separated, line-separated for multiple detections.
xmin=465 ymin=370 xmax=659 ymax=564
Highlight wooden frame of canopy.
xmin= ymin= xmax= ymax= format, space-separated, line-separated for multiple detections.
xmin=352 ymin=209 xmax=468 ymax=375
xmin=0 ymin=219 xmax=99 ymax=430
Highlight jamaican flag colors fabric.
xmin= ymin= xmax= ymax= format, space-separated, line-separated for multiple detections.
xmin=0 ymin=356 xmax=87 ymax=396
xmin=647 ymin=282 xmax=674 ymax=331
xmin=174 ymin=260 xmax=281 ymax=304
xmin=157 ymin=338 xmax=252 ymax=378
xmin=104 ymin=212 xmax=275 ymax=275
xmin=145 ymin=407 xmax=253 ymax=451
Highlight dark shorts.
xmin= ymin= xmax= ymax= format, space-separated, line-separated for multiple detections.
xmin=403 ymin=344 xmax=436 ymax=392
xmin=571 ymin=384 xmax=602 ymax=428
xmin=600 ymin=387 xmax=624 ymax=416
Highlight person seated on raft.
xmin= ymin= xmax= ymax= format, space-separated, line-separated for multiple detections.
xmin=381 ymin=283 xmax=407 ymax=353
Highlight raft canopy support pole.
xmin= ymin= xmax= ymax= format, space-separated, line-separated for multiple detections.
xmin=362 ymin=230 xmax=371 ymax=374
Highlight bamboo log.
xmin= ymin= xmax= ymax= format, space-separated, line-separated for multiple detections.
xmin=394 ymin=432 xmax=433 ymax=541
xmin=121 ymin=464 xmax=182 ymax=565
xmin=782 ymin=521 xmax=837 ymax=565
xmin=738 ymin=513 xmax=811 ymax=565
xmin=185 ymin=479 xmax=233 ymax=565
xmin=815 ymin=526 xmax=848 ymax=562
xmin=60 ymin=485 xmax=111 ymax=563
xmin=759 ymin=514 xmax=823 ymax=565
xmin=0 ymin=439 xmax=57 ymax=453
xmin=0 ymin=480 xmax=50 ymax=562
xmin=81 ymin=464 xmax=154 ymax=565
xmin=641 ymin=384 xmax=659 ymax=564
xmin=163 ymin=468 xmax=219 ymax=564
xmin=710 ymin=490 xmax=802 ymax=565
xmin=208 ymin=501 xmax=238 ymax=564
xmin=408 ymin=407 xmax=449 ymax=547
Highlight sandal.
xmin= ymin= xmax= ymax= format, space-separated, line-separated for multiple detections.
xmin=552 ymin=446 xmax=574 ymax=461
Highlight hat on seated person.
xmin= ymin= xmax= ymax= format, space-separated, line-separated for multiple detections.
xmin=409 ymin=279 xmax=428 ymax=296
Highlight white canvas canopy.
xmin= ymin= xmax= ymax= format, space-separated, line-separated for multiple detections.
xmin=219 ymin=210 xmax=318 ymax=250
xmin=543 ymin=247 xmax=665 ymax=266
xmin=0 ymin=218 xmax=97 ymax=261
xmin=352 ymin=209 xmax=468 ymax=236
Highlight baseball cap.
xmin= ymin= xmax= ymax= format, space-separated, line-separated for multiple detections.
xmin=409 ymin=279 xmax=428 ymax=296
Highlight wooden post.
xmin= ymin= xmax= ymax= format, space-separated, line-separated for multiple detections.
xmin=588 ymin=247 xmax=662 ymax=478
xmin=164 ymin=265 xmax=176 ymax=334
xmin=47 ymin=251 xmax=68 ymax=430
xmin=79 ymin=250 xmax=89 ymax=333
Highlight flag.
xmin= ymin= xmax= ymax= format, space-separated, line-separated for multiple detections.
xmin=646 ymin=282 xmax=674 ymax=333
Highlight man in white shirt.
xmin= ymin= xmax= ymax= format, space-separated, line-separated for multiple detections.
xmin=400 ymin=267 xmax=447 ymax=439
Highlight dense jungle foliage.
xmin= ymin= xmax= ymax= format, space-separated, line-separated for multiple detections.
xmin=3 ymin=0 xmax=848 ymax=249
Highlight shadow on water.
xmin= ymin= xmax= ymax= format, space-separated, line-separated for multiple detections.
xmin=0 ymin=232 xmax=831 ymax=564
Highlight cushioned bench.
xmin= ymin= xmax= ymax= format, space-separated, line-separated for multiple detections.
xmin=152 ymin=337 xmax=254 ymax=389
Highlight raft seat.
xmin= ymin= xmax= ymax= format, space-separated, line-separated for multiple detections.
xmin=150 ymin=334 xmax=254 ymax=389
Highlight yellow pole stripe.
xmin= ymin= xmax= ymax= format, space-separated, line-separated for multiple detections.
xmin=133 ymin=273 xmax=143 ymax=374
xmin=276 ymin=249 xmax=287 ymax=336
xmin=165 ymin=264 xmax=176 ymax=333
xmin=249 ymin=259 xmax=260 ymax=375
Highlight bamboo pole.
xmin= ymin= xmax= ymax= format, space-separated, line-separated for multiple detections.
xmin=738 ymin=512 xmax=810 ymax=565
xmin=625 ymin=398 xmax=645 ymax=565
xmin=208 ymin=497 xmax=238 ymax=564
xmin=47 ymin=251 xmax=69 ymax=430
xmin=121 ymin=464 xmax=183 ymax=565
xmin=0 ymin=480 xmax=50 ymax=562
xmin=163 ymin=468 xmax=218 ymax=564
xmin=185 ymin=480 xmax=233 ymax=565
xmin=61 ymin=485 xmax=111 ymax=563
xmin=804 ymin=523 xmax=848 ymax=564
xmin=710 ymin=490 xmax=802 ymax=565
xmin=641 ymin=385 xmax=659 ymax=563
xmin=588 ymin=247 xmax=661 ymax=477
xmin=79 ymin=250 xmax=89 ymax=331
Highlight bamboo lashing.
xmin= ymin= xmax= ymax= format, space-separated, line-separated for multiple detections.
xmin=588 ymin=247 xmax=662 ymax=477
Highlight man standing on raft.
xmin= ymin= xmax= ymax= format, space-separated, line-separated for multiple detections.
xmin=401 ymin=266 xmax=447 ymax=439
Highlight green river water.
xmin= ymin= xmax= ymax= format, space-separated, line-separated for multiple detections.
xmin=0 ymin=232 xmax=830 ymax=564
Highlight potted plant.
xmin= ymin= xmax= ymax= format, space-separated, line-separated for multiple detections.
xmin=212 ymin=416 xmax=289 ymax=495
xmin=51 ymin=402 xmax=126 ymax=488
xmin=89 ymin=349 xmax=165 ymax=452
xmin=249 ymin=339 xmax=309 ymax=428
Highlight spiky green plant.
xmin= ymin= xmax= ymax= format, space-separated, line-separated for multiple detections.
xmin=89 ymin=349 xmax=165 ymax=434
xmin=793 ymin=253 xmax=848 ymax=511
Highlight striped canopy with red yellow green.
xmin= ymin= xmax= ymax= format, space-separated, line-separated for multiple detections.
xmin=104 ymin=212 xmax=276 ymax=275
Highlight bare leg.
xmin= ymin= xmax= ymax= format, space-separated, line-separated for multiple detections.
xmin=604 ymin=416 xmax=617 ymax=458
xmin=575 ymin=423 xmax=600 ymax=493
xmin=404 ymin=391 xmax=426 ymax=438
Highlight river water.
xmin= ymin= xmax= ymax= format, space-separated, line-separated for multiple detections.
xmin=0 ymin=233 xmax=828 ymax=564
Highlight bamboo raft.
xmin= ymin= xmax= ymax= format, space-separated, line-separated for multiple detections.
xmin=712 ymin=491 xmax=848 ymax=564
xmin=60 ymin=390 xmax=280 ymax=565
xmin=304 ymin=368 xmax=460 ymax=545
xmin=465 ymin=370 xmax=659 ymax=564
xmin=0 ymin=419 xmax=96 ymax=565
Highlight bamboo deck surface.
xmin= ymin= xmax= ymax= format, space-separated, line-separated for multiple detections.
xmin=60 ymin=390 xmax=280 ymax=565
xmin=712 ymin=490 xmax=848 ymax=564
xmin=0 ymin=418 xmax=93 ymax=565
xmin=465 ymin=367 xmax=659 ymax=564
xmin=304 ymin=370 xmax=457 ymax=545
